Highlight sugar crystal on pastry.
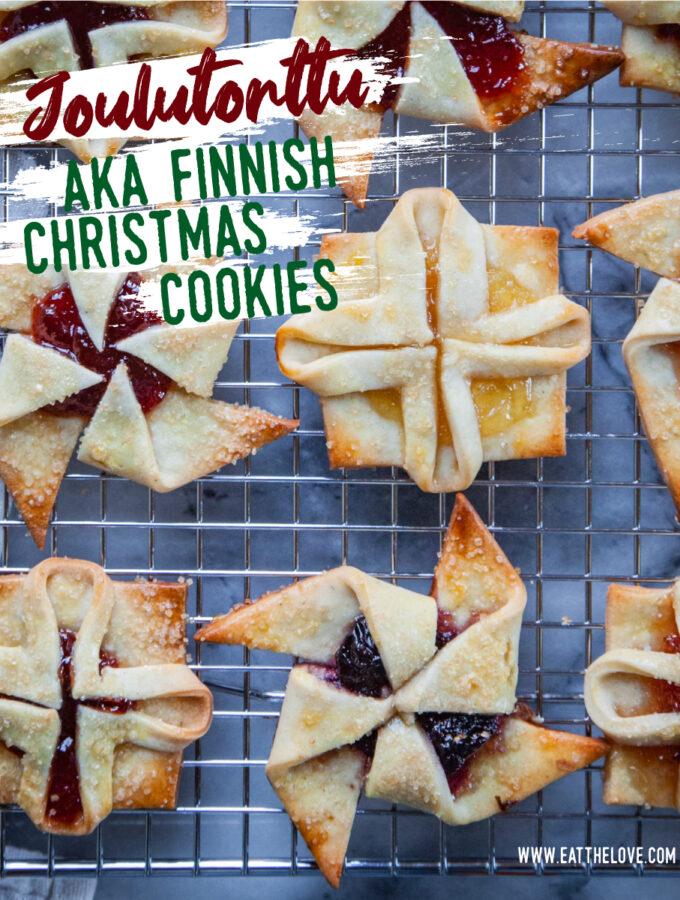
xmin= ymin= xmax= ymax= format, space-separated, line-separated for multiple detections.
xmin=603 ymin=1 xmax=680 ymax=94
xmin=585 ymin=577 xmax=680 ymax=809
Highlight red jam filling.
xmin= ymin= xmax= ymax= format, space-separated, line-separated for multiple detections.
xmin=0 ymin=1 xmax=150 ymax=70
xmin=656 ymin=23 xmax=680 ymax=48
xmin=45 ymin=628 xmax=135 ymax=828
xmin=417 ymin=711 xmax=501 ymax=795
xmin=665 ymin=633 xmax=680 ymax=654
xmin=335 ymin=615 xmax=390 ymax=698
xmin=356 ymin=1 xmax=525 ymax=110
xmin=31 ymin=274 xmax=171 ymax=419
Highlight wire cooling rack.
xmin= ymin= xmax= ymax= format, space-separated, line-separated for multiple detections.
xmin=0 ymin=0 xmax=679 ymax=881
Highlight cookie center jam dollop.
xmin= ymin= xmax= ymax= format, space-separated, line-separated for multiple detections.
xmin=335 ymin=615 xmax=390 ymax=698
xmin=357 ymin=1 xmax=525 ymax=110
xmin=0 ymin=1 xmax=150 ymax=70
xmin=417 ymin=711 xmax=501 ymax=794
xmin=46 ymin=628 xmax=135 ymax=828
xmin=31 ymin=274 xmax=171 ymax=419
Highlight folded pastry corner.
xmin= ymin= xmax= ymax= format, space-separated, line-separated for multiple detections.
xmin=0 ymin=263 xmax=297 ymax=547
xmin=277 ymin=187 xmax=590 ymax=494
xmin=573 ymin=190 xmax=680 ymax=281
xmin=0 ymin=0 xmax=228 ymax=160
xmin=622 ymin=278 xmax=680 ymax=511
xmin=603 ymin=1 xmax=680 ymax=94
xmin=0 ymin=557 xmax=212 ymax=834
xmin=585 ymin=576 xmax=680 ymax=809
xmin=293 ymin=1 xmax=622 ymax=205
xmin=197 ymin=493 xmax=605 ymax=886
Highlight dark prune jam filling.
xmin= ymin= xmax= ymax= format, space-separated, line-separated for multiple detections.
xmin=335 ymin=615 xmax=390 ymax=698
xmin=356 ymin=1 xmax=525 ymax=110
xmin=435 ymin=608 xmax=461 ymax=649
xmin=45 ymin=628 xmax=135 ymax=827
xmin=417 ymin=711 xmax=501 ymax=795
xmin=656 ymin=23 xmax=680 ymax=48
xmin=353 ymin=729 xmax=378 ymax=762
xmin=31 ymin=273 xmax=171 ymax=419
xmin=0 ymin=2 xmax=150 ymax=70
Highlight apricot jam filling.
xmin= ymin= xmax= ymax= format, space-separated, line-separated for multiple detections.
xmin=469 ymin=266 xmax=540 ymax=440
xmin=0 ymin=2 xmax=150 ymax=70
xmin=31 ymin=274 xmax=170 ymax=419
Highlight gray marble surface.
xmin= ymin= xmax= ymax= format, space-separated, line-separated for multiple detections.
xmin=0 ymin=0 xmax=679 ymax=892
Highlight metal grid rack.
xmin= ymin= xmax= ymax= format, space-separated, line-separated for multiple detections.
xmin=0 ymin=0 xmax=679 ymax=881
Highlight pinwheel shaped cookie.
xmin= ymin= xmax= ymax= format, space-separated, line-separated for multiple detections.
xmin=0 ymin=265 xmax=297 ymax=547
xmin=585 ymin=578 xmax=680 ymax=810
xmin=0 ymin=557 xmax=212 ymax=834
xmin=292 ymin=1 xmax=623 ymax=205
xmin=277 ymin=188 xmax=591 ymax=493
xmin=197 ymin=494 xmax=606 ymax=887
xmin=0 ymin=0 xmax=228 ymax=161
xmin=603 ymin=1 xmax=680 ymax=94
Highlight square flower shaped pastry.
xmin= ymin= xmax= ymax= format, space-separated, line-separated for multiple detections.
xmin=0 ymin=264 xmax=297 ymax=547
xmin=277 ymin=188 xmax=590 ymax=493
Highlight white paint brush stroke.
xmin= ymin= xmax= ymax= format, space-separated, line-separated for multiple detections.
xmin=0 ymin=131 xmax=451 ymax=209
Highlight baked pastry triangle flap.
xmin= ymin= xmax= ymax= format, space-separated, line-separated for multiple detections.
xmin=0 ymin=2 xmax=228 ymax=161
xmin=603 ymin=1 xmax=680 ymax=94
xmin=622 ymin=279 xmax=680 ymax=512
xmin=573 ymin=190 xmax=680 ymax=282
xmin=197 ymin=494 xmax=606 ymax=885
